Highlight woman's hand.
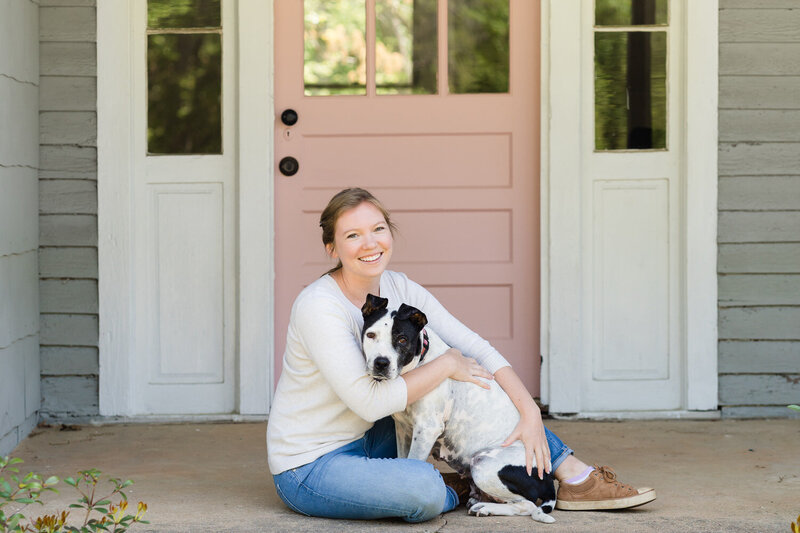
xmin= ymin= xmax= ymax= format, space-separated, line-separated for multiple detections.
xmin=502 ymin=408 xmax=551 ymax=479
xmin=494 ymin=366 xmax=551 ymax=479
xmin=444 ymin=348 xmax=493 ymax=389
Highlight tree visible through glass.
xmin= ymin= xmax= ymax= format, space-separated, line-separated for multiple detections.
xmin=147 ymin=0 xmax=222 ymax=155
xmin=595 ymin=0 xmax=667 ymax=151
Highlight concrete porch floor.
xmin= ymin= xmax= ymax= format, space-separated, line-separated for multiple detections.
xmin=6 ymin=419 xmax=800 ymax=532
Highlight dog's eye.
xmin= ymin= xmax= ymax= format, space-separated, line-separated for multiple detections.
xmin=366 ymin=332 xmax=376 ymax=339
xmin=397 ymin=336 xmax=407 ymax=345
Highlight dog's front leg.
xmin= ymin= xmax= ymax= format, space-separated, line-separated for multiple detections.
xmin=394 ymin=419 xmax=412 ymax=458
xmin=406 ymin=425 xmax=442 ymax=461
xmin=406 ymin=405 xmax=445 ymax=461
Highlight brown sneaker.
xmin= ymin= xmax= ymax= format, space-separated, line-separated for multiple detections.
xmin=555 ymin=465 xmax=656 ymax=510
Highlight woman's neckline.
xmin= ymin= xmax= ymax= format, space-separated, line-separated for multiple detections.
xmin=326 ymin=271 xmax=384 ymax=310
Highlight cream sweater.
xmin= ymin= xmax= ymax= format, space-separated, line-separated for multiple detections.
xmin=266 ymin=270 xmax=510 ymax=474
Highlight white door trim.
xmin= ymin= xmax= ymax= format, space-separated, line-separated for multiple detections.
xmin=97 ymin=0 xmax=275 ymax=416
xmin=540 ymin=0 xmax=718 ymax=414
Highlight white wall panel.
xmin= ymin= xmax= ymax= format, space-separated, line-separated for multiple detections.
xmin=0 ymin=0 xmax=38 ymax=83
xmin=0 ymin=79 xmax=39 ymax=167
xmin=0 ymin=252 xmax=39 ymax=348
xmin=0 ymin=167 xmax=38 ymax=252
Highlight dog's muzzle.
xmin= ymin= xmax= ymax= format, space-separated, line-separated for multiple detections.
xmin=370 ymin=356 xmax=391 ymax=379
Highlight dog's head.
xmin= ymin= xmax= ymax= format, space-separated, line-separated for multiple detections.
xmin=361 ymin=294 xmax=428 ymax=380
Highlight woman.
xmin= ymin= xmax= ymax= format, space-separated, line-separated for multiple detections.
xmin=267 ymin=188 xmax=655 ymax=522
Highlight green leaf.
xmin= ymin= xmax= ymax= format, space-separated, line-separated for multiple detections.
xmin=95 ymin=507 xmax=108 ymax=514
xmin=788 ymin=404 xmax=800 ymax=412
xmin=8 ymin=458 xmax=23 ymax=466
xmin=44 ymin=476 xmax=59 ymax=486
xmin=7 ymin=513 xmax=22 ymax=530
xmin=96 ymin=500 xmax=111 ymax=506
xmin=64 ymin=477 xmax=77 ymax=487
xmin=120 ymin=480 xmax=133 ymax=488
xmin=13 ymin=497 xmax=35 ymax=504
xmin=69 ymin=503 xmax=85 ymax=508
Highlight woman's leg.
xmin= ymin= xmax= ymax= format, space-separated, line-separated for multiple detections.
xmin=544 ymin=424 xmax=599 ymax=480
xmin=273 ymin=418 xmax=458 ymax=522
xmin=544 ymin=424 xmax=575 ymax=475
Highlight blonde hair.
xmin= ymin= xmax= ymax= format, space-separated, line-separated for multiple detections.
xmin=319 ymin=188 xmax=397 ymax=275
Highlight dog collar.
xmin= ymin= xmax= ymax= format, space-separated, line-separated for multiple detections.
xmin=419 ymin=329 xmax=430 ymax=362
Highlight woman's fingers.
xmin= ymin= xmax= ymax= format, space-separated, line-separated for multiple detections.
xmin=535 ymin=446 xmax=544 ymax=480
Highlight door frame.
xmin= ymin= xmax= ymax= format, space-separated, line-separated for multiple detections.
xmin=97 ymin=0 xmax=275 ymax=416
xmin=540 ymin=0 xmax=719 ymax=414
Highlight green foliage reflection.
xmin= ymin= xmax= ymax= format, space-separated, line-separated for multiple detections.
xmin=595 ymin=32 xmax=666 ymax=150
xmin=448 ymin=0 xmax=509 ymax=94
xmin=595 ymin=0 xmax=667 ymax=26
xmin=147 ymin=33 xmax=222 ymax=154
xmin=376 ymin=0 xmax=437 ymax=95
xmin=304 ymin=0 xmax=367 ymax=95
xmin=148 ymin=0 xmax=220 ymax=29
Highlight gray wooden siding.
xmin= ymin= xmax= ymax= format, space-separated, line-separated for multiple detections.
xmin=718 ymin=1 xmax=800 ymax=419
xmin=39 ymin=0 xmax=99 ymax=419
xmin=0 ymin=0 xmax=41 ymax=456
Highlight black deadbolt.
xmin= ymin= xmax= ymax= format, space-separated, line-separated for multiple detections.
xmin=279 ymin=156 xmax=299 ymax=176
xmin=281 ymin=109 xmax=299 ymax=126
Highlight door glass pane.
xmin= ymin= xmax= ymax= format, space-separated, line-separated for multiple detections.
xmin=448 ymin=0 xmax=509 ymax=94
xmin=148 ymin=34 xmax=222 ymax=154
xmin=147 ymin=0 xmax=222 ymax=155
xmin=596 ymin=0 xmax=668 ymax=26
xmin=304 ymin=0 xmax=367 ymax=96
xmin=595 ymin=31 xmax=666 ymax=150
xmin=376 ymin=0 xmax=437 ymax=95
xmin=148 ymin=0 xmax=220 ymax=28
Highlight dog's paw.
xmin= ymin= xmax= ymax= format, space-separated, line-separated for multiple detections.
xmin=468 ymin=502 xmax=491 ymax=517
xmin=530 ymin=508 xmax=556 ymax=524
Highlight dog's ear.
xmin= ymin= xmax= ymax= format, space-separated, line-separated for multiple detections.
xmin=361 ymin=294 xmax=389 ymax=318
xmin=396 ymin=303 xmax=428 ymax=329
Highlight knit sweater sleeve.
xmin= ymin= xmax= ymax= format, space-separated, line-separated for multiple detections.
xmin=292 ymin=290 xmax=408 ymax=422
xmin=391 ymin=272 xmax=511 ymax=375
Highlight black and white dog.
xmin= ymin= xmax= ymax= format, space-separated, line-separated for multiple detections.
xmin=361 ymin=294 xmax=556 ymax=523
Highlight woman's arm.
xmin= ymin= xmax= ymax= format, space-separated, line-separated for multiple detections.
xmin=402 ymin=348 xmax=493 ymax=406
xmin=401 ymin=275 xmax=509 ymax=374
xmin=495 ymin=366 xmax=551 ymax=480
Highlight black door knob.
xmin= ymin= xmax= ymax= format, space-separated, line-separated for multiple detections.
xmin=279 ymin=156 xmax=299 ymax=176
xmin=281 ymin=109 xmax=298 ymax=126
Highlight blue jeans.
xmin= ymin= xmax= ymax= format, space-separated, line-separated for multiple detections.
xmin=273 ymin=417 xmax=574 ymax=522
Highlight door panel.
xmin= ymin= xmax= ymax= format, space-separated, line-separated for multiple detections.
xmin=274 ymin=0 xmax=541 ymax=391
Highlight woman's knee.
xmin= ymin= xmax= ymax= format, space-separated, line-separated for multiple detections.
xmin=402 ymin=462 xmax=447 ymax=523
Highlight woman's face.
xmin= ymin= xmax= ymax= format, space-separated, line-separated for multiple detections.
xmin=329 ymin=201 xmax=393 ymax=281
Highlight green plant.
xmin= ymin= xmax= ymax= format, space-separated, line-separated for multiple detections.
xmin=1 ymin=456 xmax=148 ymax=533
xmin=789 ymin=405 xmax=800 ymax=413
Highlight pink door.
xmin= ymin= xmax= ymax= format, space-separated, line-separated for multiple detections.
xmin=274 ymin=0 xmax=541 ymax=392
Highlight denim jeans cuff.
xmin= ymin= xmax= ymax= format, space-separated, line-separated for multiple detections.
xmin=550 ymin=446 xmax=574 ymax=473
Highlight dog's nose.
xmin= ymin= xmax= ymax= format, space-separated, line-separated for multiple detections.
xmin=373 ymin=357 xmax=390 ymax=374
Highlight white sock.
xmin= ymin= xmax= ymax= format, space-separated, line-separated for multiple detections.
xmin=564 ymin=466 xmax=594 ymax=485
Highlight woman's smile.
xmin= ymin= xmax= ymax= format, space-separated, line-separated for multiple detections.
xmin=359 ymin=252 xmax=383 ymax=263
